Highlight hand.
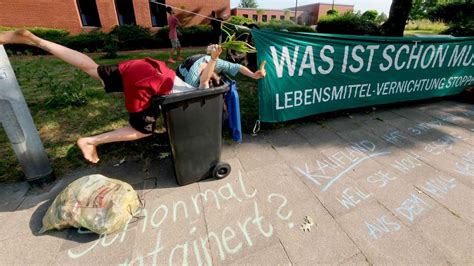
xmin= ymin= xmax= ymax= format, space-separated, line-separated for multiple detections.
xmin=253 ymin=70 xmax=264 ymax=80
xmin=209 ymin=44 xmax=222 ymax=60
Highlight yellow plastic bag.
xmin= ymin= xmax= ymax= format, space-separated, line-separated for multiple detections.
xmin=40 ymin=174 xmax=142 ymax=235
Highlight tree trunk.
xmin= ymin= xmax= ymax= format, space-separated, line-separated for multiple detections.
xmin=381 ymin=0 xmax=413 ymax=36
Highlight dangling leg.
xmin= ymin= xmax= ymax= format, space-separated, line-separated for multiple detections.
xmin=77 ymin=127 xmax=151 ymax=163
xmin=0 ymin=29 xmax=100 ymax=79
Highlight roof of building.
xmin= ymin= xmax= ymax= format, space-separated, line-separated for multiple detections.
xmin=286 ymin=2 xmax=354 ymax=10
xmin=231 ymin=7 xmax=299 ymax=12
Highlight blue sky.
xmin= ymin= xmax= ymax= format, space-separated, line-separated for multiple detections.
xmin=230 ymin=0 xmax=393 ymax=15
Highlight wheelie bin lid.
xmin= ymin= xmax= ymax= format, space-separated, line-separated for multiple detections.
xmin=152 ymin=78 xmax=231 ymax=106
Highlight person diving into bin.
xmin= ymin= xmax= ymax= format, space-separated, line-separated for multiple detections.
xmin=0 ymin=29 xmax=226 ymax=163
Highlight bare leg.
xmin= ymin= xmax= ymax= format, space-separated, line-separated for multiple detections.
xmin=176 ymin=47 xmax=183 ymax=60
xmin=168 ymin=47 xmax=176 ymax=63
xmin=77 ymin=126 xmax=152 ymax=163
xmin=0 ymin=30 xmax=100 ymax=79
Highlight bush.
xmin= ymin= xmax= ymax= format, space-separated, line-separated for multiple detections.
xmin=259 ymin=19 xmax=315 ymax=32
xmin=227 ymin=15 xmax=254 ymax=26
xmin=326 ymin=10 xmax=338 ymax=16
xmin=442 ymin=20 xmax=474 ymax=37
xmin=38 ymin=69 xmax=89 ymax=108
xmin=179 ymin=25 xmax=214 ymax=46
xmin=101 ymin=35 xmax=119 ymax=59
xmin=109 ymin=25 xmax=157 ymax=50
xmin=62 ymin=31 xmax=107 ymax=52
xmin=317 ymin=12 xmax=381 ymax=35
xmin=428 ymin=2 xmax=473 ymax=24
xmin=428 ymin=2 xmax=474 ymax=37
xmin=156 ymin=25 xmax=214 ymax=47
xmin=361 ymin=10 xmax=378 ymax=22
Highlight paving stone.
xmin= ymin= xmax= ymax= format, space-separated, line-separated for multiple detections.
xmin=96 ymin=159 xmax=148 ymax=186
xmin=417 ymin=103 xmax=474 ymax=130
xmin=377 ymin=112 xmax=473 ymax=157
xmin=339 ymin=252 xmax=370 ymax=265
xmin=324 ymin=115 xmax=363 ymax=132
xmin=408 ymin=206 xmax=474 ymax=264
xmin=226 ymin=242 xmax=291 ymax=265
xmin=0 ymin=181 xmax=28 ymax=212
xmin=335 ymin=126 xmax=474 ymax=220
xmin=55 ymin=225 xmax=137 ymax=265
xmin=221 ymin=141 xmax=237 ymax=161
xmin=273 ymin=125 xmax=397 ymax=219
xmin=0 ymin=231 xmax=66 ymax=265
xmin=336 ymin=201 xmax=449 ymax=264
xmin=0 ymin=199 xmax=50 ymax=241
xmin=128 ymin=183 xmax=210 ymax=265
xmin=245 ymin=163 xmax=361 ymax=264
xmin=344 ymin=118 xmax=474 ymax=188
xmin=141 ymin=157 xmax=180 ymax=198
xmin=391 ymin=107 xmax=474 ymax=146
xmin=232 ymin=134 xmax=285 ymax=172
xmin=195 ymin=158 xmax=282 ymax=264
xmin=1 ymin=100 xmax=473 ymax=265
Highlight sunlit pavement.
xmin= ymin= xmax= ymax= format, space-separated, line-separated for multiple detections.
xmin=1 ymin=100 xmax=473 ymax=265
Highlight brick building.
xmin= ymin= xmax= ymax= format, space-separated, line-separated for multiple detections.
xmin=0 ymin=0 xmax=230 ymax=34
xmin=293 ymin=3 xmax=354 ymax=25
xmin=231 ymin=2 xmax=353 ymax=25
xmin=230 ymin=8 xmax=304 ymax=23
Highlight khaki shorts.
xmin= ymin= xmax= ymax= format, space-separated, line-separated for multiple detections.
xmin=170 ymin=38 xmax=181 ymax=48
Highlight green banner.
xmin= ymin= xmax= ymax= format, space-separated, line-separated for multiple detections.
xmin=251 ymin=29 xmax=474 ymax=122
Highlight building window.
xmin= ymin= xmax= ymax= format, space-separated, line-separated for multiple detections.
xmin=149 ymin=0 xmax=166 ymax=27
xmin=252 ymin=14 xmax=258 ymax=21
xmin=280 ymin=15 xmax=285 ymax=20
xmin=77 ymin=0 xmax=101 ymax=27
xmin=271 ymin=15 xmax=276 ymax=20
xmin=115 ymin=0 xmax=136 ymax=25
xmin=243 ymin=14 xmax=248 ymax=18
xmin=262 ymin=15 xmax=267 ymax=22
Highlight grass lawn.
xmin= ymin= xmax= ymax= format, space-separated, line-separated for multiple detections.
xmin=404 ymin=29 xmax=445 ymax=36
xmin=1 ymin=47 xmax=266 ymax=183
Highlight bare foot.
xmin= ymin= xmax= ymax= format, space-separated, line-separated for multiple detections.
xmin=0 ymin=29 xmax=38 ymax=45
xmin=77 ymin=138 xmax=100 ymax=163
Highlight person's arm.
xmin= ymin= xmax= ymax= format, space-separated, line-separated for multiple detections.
xmin=239 ymin=65 xmax=264 ymax=80
xmin=199 ymin=44 xmax=221 ymax=88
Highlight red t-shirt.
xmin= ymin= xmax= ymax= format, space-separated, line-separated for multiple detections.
xmin=167 ymin=15 xmax=178 ymax=40
xmin=118 ymin=58 xmax=176 ymax=113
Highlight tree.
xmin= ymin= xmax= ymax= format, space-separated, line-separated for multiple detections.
xmin=239 ymin=0 xmax=258 ymax=8
xmin=381 ymin=0 xmax=413 ymax=36
xmin=375 ymin=12 xmax=388 ymax=24
xmin=361 ymin=10 xmax=378 ymax=21
xmin=327 ymin=9 xmax=339 ymax=16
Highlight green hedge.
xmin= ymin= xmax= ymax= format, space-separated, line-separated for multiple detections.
xmin=155 ymin=25 xmax=215 ymax=48
xmin=428 ymin=2 xmax=474 ymax=37
xmin=259 ymin=20 xmax=315 ymax=32
xmin=316 ymin=12 xmax=381 ymax=35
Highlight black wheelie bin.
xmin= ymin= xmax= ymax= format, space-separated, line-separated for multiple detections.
xmin=153 ymin=80 xmax=232 ymax=186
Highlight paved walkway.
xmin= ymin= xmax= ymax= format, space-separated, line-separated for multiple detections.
xmin=1 ymin=100 xmax=473 ymax=265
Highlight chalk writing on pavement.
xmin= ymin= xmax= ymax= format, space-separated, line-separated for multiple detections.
xmin=293 ymin=140 xmax=391 ymax=192
xmin=67 ymin=171 xmax=295 ymax=265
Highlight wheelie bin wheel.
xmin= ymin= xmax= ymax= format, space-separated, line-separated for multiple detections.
xmin=212 ymin=162 xmax=231 ymax=179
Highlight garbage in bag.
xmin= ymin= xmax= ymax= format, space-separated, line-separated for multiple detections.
xmin=39 ymin=174 xmax=143 ymax=235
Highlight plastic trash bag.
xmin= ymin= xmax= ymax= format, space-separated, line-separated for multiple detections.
xmin=39 ymin=174 xmax=142 ymax=235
